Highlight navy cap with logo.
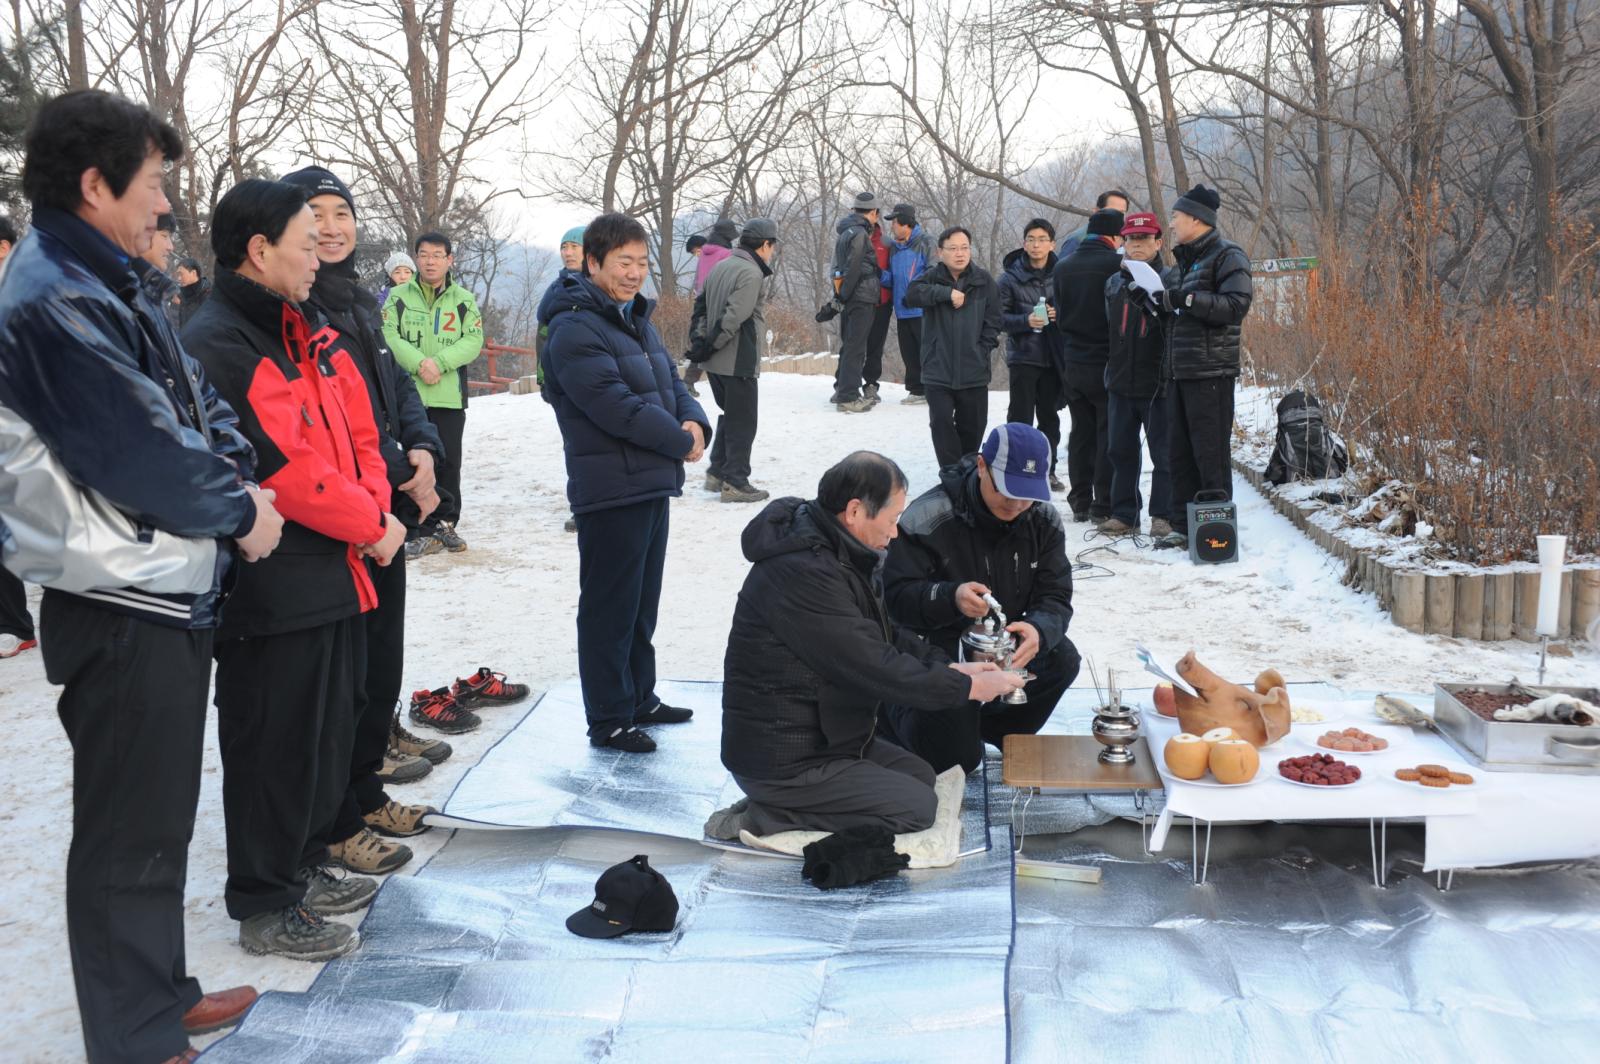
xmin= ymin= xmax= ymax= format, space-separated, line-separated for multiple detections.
xmin=566 ymin=855 xmax=680 ymax=939
xmin=980 ymin=423 xmax=1053 ymax=503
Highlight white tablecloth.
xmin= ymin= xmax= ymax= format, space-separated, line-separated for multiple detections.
xmin=1138 ymin=692 xmax=1600 ymax=870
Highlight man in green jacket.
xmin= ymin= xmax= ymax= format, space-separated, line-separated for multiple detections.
xmin=382 ymin=230 xmax=483 ymax=553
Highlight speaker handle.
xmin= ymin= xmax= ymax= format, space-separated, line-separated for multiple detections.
xmin=1193 ymin=489 xmax=1231 ymax=503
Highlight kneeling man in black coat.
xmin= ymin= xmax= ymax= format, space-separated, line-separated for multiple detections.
xmin=719 ymin=452 xmax=1025 ymax=836
xmin=882 ymin=423 xmax=1081 ymax=773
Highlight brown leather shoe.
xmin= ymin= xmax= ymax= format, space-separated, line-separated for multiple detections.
xmin=182 ymin=985 xmax=259 ymax=1034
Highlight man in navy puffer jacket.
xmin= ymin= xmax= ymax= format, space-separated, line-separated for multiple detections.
xmin=540 ymin=213 xmax=713 ymax=752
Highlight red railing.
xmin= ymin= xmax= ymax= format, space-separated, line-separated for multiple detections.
xmin=468 ymin=339 xmax=534 ymax=394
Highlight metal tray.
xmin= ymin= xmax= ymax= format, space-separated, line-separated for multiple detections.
xmin=1433 ymin=683 xmax=1600 ymax=775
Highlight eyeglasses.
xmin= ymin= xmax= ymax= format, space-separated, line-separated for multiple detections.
xmin=1023 ymin=236 xmax=1053 ymax=244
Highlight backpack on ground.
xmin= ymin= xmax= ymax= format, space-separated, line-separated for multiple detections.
xmin=1265 ymin=389 xmax=1348 ymax=484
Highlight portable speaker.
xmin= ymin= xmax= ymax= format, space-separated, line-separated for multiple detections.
xmin=1187 ymin=490 xmax=1238 ymax=565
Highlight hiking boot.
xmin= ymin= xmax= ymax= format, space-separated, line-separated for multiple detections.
xmin=0 ymin=634 xmax=36 ymax=658
xmin=182 ymin=985 xmax=258 ymax=1034
xmin=238 ymin=904 xmax=358 ymax=961
xmin=410 ymin=687 xmax=482 ymax=734
xmin=686 ymin=383 xmax=701 ymax=397
xmin=303 ymin=864 xmax=381 ymax=912
xmin=704 ymin=472 xmax=725 ymax=492
xmin=720 ymin=481 xmax=770 ymax=504
xmin=1154 ymin=531 xmax=1188 ymax=550
xmin=364 ymin=799 xmax=435 ymax=838
xmin=391 ymin=710 xmax=452 ymax=764
xmin=900 ymin=393 xmax=927 ymax=405
xmin=1097 ymin=516 xmax=1137 ymax=535
xmin=1048 ymin=473 xmax=1066 ymax=493
xmin=452 ymin=667 xmax=531 ymax=707
xmin=435 ymin=522 xmax=467 ymax=552
xmin=375 ymin=750 xmax=431 ymax=784
xmin=637 ymin=702 xmax=694 ymax=725
xmin=405 ymin=535 xmax=444 ymax=560
xmin=863 ymin=382 xmax=881 ymax=404
xmin=591 ymin=725 xmax=657 ymax=753
xmin=327 ymin=828 xmax=411 ymax=875
xmin=1070 ymin=509 xmax=1090 ymax=522
xmin=835 ymin=397 xmax=874 ymax=413
xmin=564 ymin=517 xmax=577 ymax=533
xmin=1149 ymin=517 xmax=1174 ymax=538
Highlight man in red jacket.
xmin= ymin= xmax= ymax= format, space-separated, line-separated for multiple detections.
xmin=183 ymin=179 xmax=406 ymax=961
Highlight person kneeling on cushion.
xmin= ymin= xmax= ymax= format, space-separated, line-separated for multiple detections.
xmin=881 ymin=423 xmax=1082 ymax=773
xmin=718 ymin=451 xmax=1024 ymax=837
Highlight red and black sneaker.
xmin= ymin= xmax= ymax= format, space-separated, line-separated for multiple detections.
xmin=451 ymin=667 xmax=531 ymax=708
xmin=408 ymin=687 xmax=482 ymax=735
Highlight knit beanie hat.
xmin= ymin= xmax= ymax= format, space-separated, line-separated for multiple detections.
xmin=560 ymin=226 xmax=586 ymax=248
xmin=1086 ymin=209 xmax=1126 ymax=238
xmin=280 ymin=165 xmax=356 ymax=216
xmin=383 ymin=251 xmax=416 ymax=277
xmin=1171 ymin=184 xmax=1221 ymax=228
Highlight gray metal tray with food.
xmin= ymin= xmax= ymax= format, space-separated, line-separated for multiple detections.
xmin=1433 ymin=682 xmax=1600 ymax=775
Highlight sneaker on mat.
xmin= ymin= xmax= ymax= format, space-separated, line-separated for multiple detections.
xmin=452 ymin=667 xmax=531 ymax=707
xmin=1048 ymin=473 xmax=1066 ymax=493
xmin=410 ymin=687 xmax=482 ymax=734
xmin=637 ymin=702 xmax=694 ymax=725
xmin=0 ymin=634 xmax=36 ymax=658
xmin=182 ymin=985 xmax=258 ymax=1034
xmin=1097 ymin=516 xmax=1137 ymax=535
xmin=375 ymin=750 xmax=431 ymax=784
xmin=364 ymin=799 xmax=435 ymax=838
xmin=391 ymin=710 xmax=452 ymax=764
xmin=303 ymin=864 xmax=381 ymax=911
xmin=238 ymin=904 xmax=359 ymax=961
xmin=1149 ymin=517 xmax=1174 ymax=538
xmin=327 ymin=828 xmax=411 ymax=875
xmin=900 ymin=393 xmax=927 ymax=405
xmin=591 ymin=725 xmax=657 ymax=753
xmin=835 ymin=397 xmax=874 ymax=413
xmin=1154 ymin=531 xmax=1188 ymax=550
xmin=704 ymin=472 xmax=725 ymax=492
xmin=405 ymin=535 xmax=444 ymax=560
xmin=720 ymin=481 xmax=770 ymax=504
xmin=434 ymin=522 xmax=467 ymax=552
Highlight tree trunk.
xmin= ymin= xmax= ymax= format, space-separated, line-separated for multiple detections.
xmin=65 ymin=0 xmax=87 ymax=89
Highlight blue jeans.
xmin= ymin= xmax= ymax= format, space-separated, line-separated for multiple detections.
xmin=574 ymin=497 xmax=670 ymax=738
xmin=1106 ymin=390 xmax=1171 ymax=524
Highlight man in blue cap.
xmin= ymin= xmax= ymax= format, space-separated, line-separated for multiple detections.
xmin=881 ymin=423 xmax=1081 ymax=772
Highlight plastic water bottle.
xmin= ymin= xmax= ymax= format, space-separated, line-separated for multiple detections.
xmin=1032 ymin=297 xmax=1047 ymax=333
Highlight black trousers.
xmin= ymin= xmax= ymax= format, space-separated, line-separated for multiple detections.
xmin=925 ymin=384 xmax=988 ymax=469
xmin=426 ymin=406 xmax=466 ymax=528
xmin=40 ymin=590 xmax=209 ymax=1064
xmin=216 ymin=617 xmax=358 ymax=920
xmin=331 ymin=555 xmax=405 ymax=842
xmin=733 ymin=738 xmax=938 ymax=835
xmin=1107 ymin=390 xmax=1172 ymax=525
xmin=1006 ymin=363 xmax=1062 ymax=475
xmin=833 ymin=302 xmax=875 ymax=401
xmin=879 ymin=638 xmax=1081 ymax=775
xmin=0 ymin=566 xmax=33 ymax=639
xmin=1062 ymin=362 xmax=1112 ymax=517
xmin=575 ymin=497 xmax=669 ymax=738
xmin=896 ymin=316 xmax=924 ymax=395
xmin=864 ymin=301 xmax=892 ymax=388
xmin=1167 ymin=377 xmax=1236 ymax=533
xmin=707 ymin=373 xmax=759 ymax=486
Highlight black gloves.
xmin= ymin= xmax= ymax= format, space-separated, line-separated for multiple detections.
xmin=801 ymin=825 xmax=910 ymax=890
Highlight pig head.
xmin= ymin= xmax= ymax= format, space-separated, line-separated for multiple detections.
xmin=1173 ymin=651 xmax=1291 ymax=748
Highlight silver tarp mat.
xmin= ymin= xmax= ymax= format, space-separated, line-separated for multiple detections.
xmin=436 ymin=679 xmax=992 ymax=854
xmin=201 ymin=827 xmax=1015 ymax=1062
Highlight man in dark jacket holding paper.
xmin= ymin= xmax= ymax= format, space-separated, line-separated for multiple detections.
xmin=906 ymin=226 xmax=1003 ymax=469
xmin=1100 ymin=211 xmax=1172 ymax=537
xmin=1052 ymin=208 xmax=1124 ymax=521
xmin=718 ymin=452 xmax=1023 ymax=836
xmin=542 ymin=213 xmax=713 ymax=753
xmin=700 ymin=218 xmax=777 ymax=504
xmin=882 ymin=424 xmax=1080 ymax=773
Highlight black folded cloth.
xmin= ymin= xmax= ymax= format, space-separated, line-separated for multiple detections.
xmin=801 ymin=825 xmax=909 ymax=890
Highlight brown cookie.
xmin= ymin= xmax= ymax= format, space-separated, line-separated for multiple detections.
xmin=1447 ymin=772 xmax=1474 ymax=785
xmin=1420 ymin=775 xmax=1451 ymax=788
xmin=1395 ymin=768 xmax=1421 ymax=781
xmin=1417 ymin=764 xmax=1449 ymax=778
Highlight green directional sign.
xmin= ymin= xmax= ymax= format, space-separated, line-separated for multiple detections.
xmin=1254 ymin=256 xmax=1319 ymax=273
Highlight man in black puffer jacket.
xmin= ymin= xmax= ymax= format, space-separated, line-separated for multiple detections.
xmin=1052 ymin=208 xmax=1124 ymax=522
xmin=882 ymin=425 xmax=1080 ymax=773
xmin=720 ymin=452 xmax=1023 ymax=836
xmin=906 ymin=226 xmax=1003 ymax=468
xmin=1142 ymin=185 xmax=1252 ymax=548
xmin=998 ymin=218 xmax=1064 ymax=492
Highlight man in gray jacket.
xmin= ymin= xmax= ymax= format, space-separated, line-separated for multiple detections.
xmin=829 ymin=192 xmax=886 ymax=412
xmin=701 ymin=219 xmax=778 ymax=503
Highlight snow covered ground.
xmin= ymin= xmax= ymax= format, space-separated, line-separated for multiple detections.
xmin=9 ymin=372 xmax=1597 ymax=1061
